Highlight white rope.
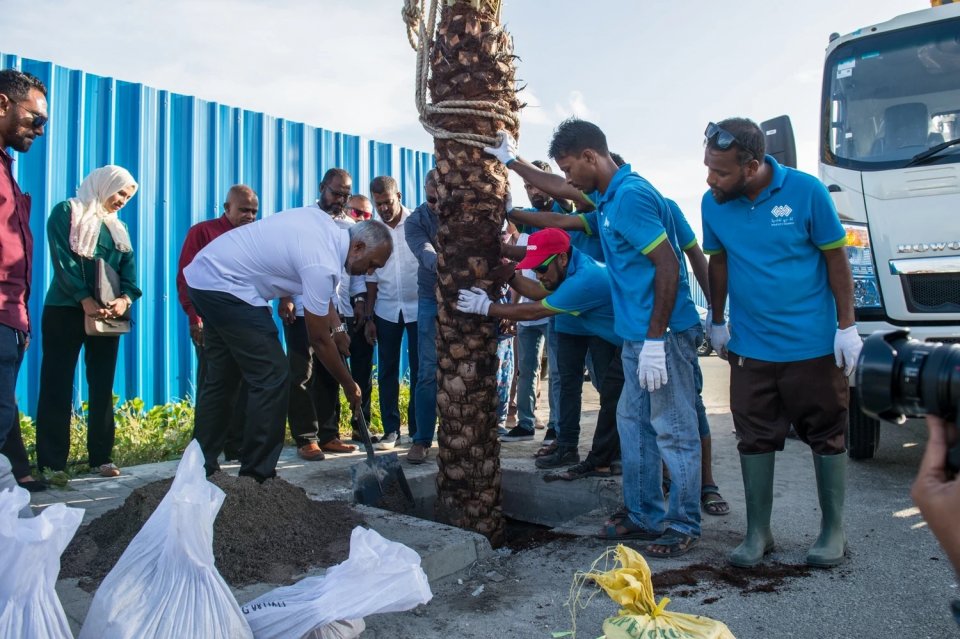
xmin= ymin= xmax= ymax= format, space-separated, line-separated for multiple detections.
xmin=402 ymin=0 xmax=517 ymax=149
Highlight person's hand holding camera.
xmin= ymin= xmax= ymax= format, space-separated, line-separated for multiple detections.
xmin=912 ymin=415 xmax=960 ymax=573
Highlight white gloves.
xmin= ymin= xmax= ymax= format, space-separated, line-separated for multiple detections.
xmin=639 ymin=339 xmax=668 ymax=391
xmin=483 ymin=131 xmax=518 ymax=165
xmin=834 ymin=325 xmax=862 ymax=377
xmin=709 ymin=322 xmax=730 ymax=356
xmin=456 ymin=287 xmax=492 ymax=315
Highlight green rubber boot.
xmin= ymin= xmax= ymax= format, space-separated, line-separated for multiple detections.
xmin=729 ymin=452 xmax=776 ymax=568
xmin=806 ymin=452 xmax=847 ymax=567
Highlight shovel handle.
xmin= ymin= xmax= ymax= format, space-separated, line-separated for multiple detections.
xmin=342 ymin=354 xmax=377 ymax=461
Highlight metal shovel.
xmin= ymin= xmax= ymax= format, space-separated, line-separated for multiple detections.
xmin=350 ymin=409 xmax=414 ymax=508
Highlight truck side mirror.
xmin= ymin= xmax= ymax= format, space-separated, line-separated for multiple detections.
xmin=761 ymin=115 xmax=797 ymax=168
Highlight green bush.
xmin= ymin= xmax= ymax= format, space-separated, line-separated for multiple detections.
xmin=20 ymin=382 xmax=410 ymax=479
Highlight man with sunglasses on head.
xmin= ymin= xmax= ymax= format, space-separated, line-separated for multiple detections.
xmin=0 ymin=69 xmax=48 ymax=498
xmin=702 ymin=117 xmax=860 ymax=569
xmin=403 ymin=169 xmax=441 ymax=464
xmin=277 ymin=169 xmax=364 ymax=461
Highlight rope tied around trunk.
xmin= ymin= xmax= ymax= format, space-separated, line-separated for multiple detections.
xmin=401 ymin=0 xmax=516 ymax=149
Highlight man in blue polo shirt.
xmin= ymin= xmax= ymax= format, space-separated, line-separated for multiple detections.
xmin=493 ymin=120 xmax=704 ymax=557
xmin=702 ymin=117 xmax=861 ymax=568
xmin=456 ymin=228 xmax=625 ymax=480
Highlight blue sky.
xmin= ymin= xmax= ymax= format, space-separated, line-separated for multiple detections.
xmin=0 ymin=0 xmax=926 ymax=236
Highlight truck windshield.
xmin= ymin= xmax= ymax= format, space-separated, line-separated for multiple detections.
xmin=823 ymin=17 xmax=960 ymax=170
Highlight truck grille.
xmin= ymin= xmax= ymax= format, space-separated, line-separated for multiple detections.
xmin=901 ymin=273 xmax=960 ymax=313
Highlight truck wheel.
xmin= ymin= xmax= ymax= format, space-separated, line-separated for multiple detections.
xmin=697 ymin=337 xmax=713 ymax=357
xmin=847 ymin=389 xmax=880 ymax=460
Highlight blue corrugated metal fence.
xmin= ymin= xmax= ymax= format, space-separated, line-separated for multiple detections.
xmin=1 ymin=53 xmax=434 ymax=415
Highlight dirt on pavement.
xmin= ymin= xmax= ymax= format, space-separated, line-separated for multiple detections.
xmin=61 ymin=473 xmax=364 ymax=591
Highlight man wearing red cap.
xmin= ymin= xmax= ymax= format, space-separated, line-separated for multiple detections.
xmin=457 ymin=228 xmax=625 ymax=478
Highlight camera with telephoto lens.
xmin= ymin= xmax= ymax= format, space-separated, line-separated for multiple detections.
xmin=856 ymin=329 xmax=960 ymax=474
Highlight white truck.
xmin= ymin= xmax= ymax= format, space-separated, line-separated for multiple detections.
xmin=804 ymin=1 xmax=960 ymax=459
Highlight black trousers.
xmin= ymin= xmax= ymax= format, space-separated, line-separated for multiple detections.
xmin=0 ymin=323 xmax=30 ymax=478
xmin=349 ymin=318 xmax=374 ymax=428
xmin=195 ymin=341 xmax=246 ymax=459
xmin=36 ymin=305 xmax=120 ymax=471
xmin=556 ymin=331 xmax=623 ymax=467
xmin=188 ymin=288 xmax=289 ymax=481
xmin=729 ymin=351 xmax=848 ymax=455
xmin=283 ymin=316 xmax=340 ymax=447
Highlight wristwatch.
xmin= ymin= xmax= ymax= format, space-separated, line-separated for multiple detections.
xmin=333 ymin=323 xmax=348 ymax=334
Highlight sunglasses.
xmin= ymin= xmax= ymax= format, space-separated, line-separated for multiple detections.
xmin=704 ymin=122 xmax=740 ymax=150
xmin=532 ymin=254 xmax=558 ymax=274
xmin=12 ymin=102 xmax=47 ymax=129
xmin=347 ymin=207 xmax=371 ymax=219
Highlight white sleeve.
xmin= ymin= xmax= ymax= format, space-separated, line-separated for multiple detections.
xmin=299 ymin=265 xmax=337 ymax=316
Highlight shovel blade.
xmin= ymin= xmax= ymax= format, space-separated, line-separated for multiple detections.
xmin=350 ymin=452 xmax=415 ymax=508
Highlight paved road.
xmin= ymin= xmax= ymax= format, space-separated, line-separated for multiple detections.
xmin=366 ymin=355 xmax=958 ymax=638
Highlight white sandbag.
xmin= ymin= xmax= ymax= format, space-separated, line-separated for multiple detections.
xmin=0 ymin=485 xmax=83 ymax=639
xmin=242 ymin=526 xmax=432 ymax=639
xmin=0 ymin=453 xmax=32 ymax=517
xmin=79 ymin=440 xmax=252 ymax=639
xmin=302 ymin=618 xmax=365 ymax=639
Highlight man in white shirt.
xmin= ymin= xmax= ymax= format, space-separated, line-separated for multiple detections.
xmin=184 ymin=211 xmax=392 ymax=481
xmin=364 ymin=176 xmax=420 ymax=450
xmin=277 ymin=169 xmax=364 ymax=461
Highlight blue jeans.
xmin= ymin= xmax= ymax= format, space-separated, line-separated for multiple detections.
xmin=413 ymin=298 xmax=437 ymax=445
xmin=515 ymin=322 xmax=556 ymax=432
xmin=375 ymin=312 xmax=418 ymax=438
xmin=618 ymin=326 xmax=703 ymax=537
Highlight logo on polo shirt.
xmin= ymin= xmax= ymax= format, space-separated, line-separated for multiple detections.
xmin=770 ymin=204 xmax=794 ymax=227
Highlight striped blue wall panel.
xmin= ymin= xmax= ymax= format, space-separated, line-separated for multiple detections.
xmin=1 ymin=53 xmax=434 ymax=414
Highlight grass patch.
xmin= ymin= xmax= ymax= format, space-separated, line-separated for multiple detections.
xmin=21 ymin=382 xmax=410 ymax=480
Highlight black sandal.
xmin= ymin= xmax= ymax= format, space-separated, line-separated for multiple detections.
xmin=701 ymin=484 xmax=730 ymax=516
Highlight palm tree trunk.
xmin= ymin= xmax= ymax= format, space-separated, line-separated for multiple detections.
xmin=429 ymin=0 xmax=519 ymax=547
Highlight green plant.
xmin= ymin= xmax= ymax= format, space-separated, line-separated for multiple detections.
xmin=22 ymin=381 xmax=411 ymax=476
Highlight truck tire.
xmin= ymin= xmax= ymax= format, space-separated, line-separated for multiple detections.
xmin=847 ymin=389 xmax=880 ymax=460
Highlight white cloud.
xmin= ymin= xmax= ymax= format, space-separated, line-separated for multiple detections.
xmin=553 ymin=90 xmax=592 ymax=121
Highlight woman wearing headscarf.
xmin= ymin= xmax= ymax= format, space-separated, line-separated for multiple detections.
xmin=35 ymin=165 xmax=141 ymax=477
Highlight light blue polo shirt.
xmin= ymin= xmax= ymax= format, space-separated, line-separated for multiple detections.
xmin=667 ymin=198 xmax=698 ymax=274
xmin=568 ymin=191 xmax=605 ymax=263
xmin=541 ymin=248 xmax=621 ymax=346
xmin=582 ymin=165 xmax=701 ymax=341
xmin=701 ymin=155 xmax=846 ymax=362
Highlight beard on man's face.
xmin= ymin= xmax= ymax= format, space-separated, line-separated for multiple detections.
xmin=530 ymin=194 xmax=552 ymax=210
xmin=710 ymin=176 xmax=748 ymax=205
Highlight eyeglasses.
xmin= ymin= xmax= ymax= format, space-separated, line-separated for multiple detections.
xmin=12 ymin=102 xmax=47 ymax=129
xmin=324 ymin=186 xmax=352 ymax=199
xmin=532 ymin=254 xmax=558 ymax=274
xmin=704 ymin=122 xmax=740 ymax=150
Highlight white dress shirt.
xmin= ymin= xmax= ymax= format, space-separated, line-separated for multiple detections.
xmin=184 ymin=206 xmax=346 ymax=317
xmin=293 ymin=208 xmax=365 ymax=317
xmin=366 ymin=207 xmax=419 ymax=323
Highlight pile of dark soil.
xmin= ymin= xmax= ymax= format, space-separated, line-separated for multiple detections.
xmin=651 ymin=562 xmax=812 ymax=600
xmin=62 ymin=474 xmax=365 ymax=592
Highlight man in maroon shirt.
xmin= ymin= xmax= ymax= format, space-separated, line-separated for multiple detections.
xmin=0 ymin=69 xmax=47 ymax=494
xmin=176 ymin=185 xmax=258 ymax=461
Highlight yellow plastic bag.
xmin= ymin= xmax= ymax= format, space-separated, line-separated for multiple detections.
xmin=574 ymin=544 xmax=736 ymax=639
